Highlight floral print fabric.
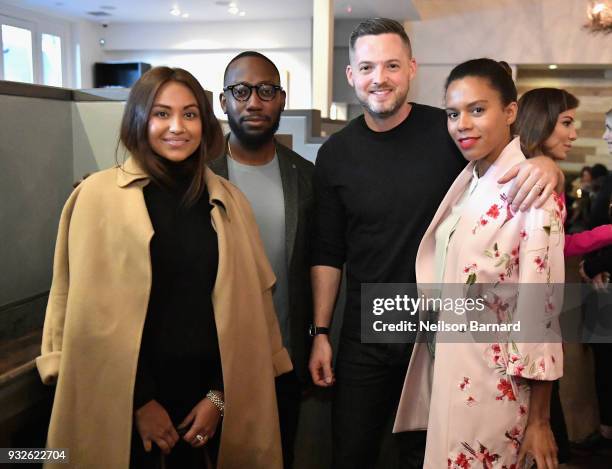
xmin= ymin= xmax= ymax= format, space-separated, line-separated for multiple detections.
xmin=396 ymin=138 xmax=564 ymax=468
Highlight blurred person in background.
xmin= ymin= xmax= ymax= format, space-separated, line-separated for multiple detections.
xmin=567 ymin=166 xmax=593 ymax=232
xmin=515 ymin=89 xmax=612 ymax=463
xmin=577 ymin=108 xmax=612 ymax=453
xmin=516 ymin=88 xmax=612 ymax=258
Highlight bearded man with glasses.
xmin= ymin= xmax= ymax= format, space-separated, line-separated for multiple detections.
xmin=209 ymin=50 xmax=314 ymax=469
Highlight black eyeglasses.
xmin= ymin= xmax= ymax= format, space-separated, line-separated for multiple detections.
xmin=223 ymin=83 xmax=283 ymax=102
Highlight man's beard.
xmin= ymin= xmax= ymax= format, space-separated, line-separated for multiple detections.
xmin=357 ymin=88 xmax=408 ymax=119
xmin=227 ymin=109 xmax=281 ymax=150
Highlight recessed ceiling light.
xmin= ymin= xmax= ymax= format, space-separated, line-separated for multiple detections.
xmin=548 ymin=64 xmax=558 ymax=70
xmin=592 ymin=2 xmax=606 ymax=14
xmin=228 ymin=6 xmax=239 ymax=14
xmin=239 ymin=11 xmax=246 ymax=16
xmin=182 ymin=13 xmax=189 ymax=18
xmin=229 ymin=2 xmax=237 ymax=7
xmin=170 ymin=7 xmax=181 ymax=16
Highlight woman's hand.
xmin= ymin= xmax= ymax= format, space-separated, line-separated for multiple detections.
xmin=134 ymin=399 xmax=179 ymax=455
xmin=518 ymin=420 xmax=558 ymax=469
xmin=591 ymin=272 xmax=610 ymax=290
xmin=178 ymin=395 xmax=223 ymax=447
xmin=579 ymin=261 xmax=610 ymax=289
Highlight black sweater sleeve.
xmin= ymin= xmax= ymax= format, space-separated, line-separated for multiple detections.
xmin=311 ymin=139 xmax=347 ymax=268
xmin=133 ymin=350 xmax=156 ymax=410
xmin=584 ymin=249 xmax=612 ymax=278
xmin=589 ymin=175 xmax=612 ymax=229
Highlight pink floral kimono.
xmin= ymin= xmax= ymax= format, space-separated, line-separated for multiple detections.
xmin=394 ymin=138 xmax=564 ymax=468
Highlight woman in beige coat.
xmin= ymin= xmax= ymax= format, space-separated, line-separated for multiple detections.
xmin=37 ymin=67 xmax=292 ymax=469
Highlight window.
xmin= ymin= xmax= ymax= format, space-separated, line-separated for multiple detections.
xmin=0 ymin=14 xmax=69 ymax=87
xmin=41 ymin=33 xmax=62 ymax=86
xmin=2 ymin=24 xmax=33 ymax=83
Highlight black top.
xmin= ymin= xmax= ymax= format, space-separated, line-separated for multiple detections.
xmin=584 ymin=174 xmax=612 ymax=277
xmin=589 ymin=174 xmax=612 ymax=229
xmin=133 ymin=169 xmax=222 ymax=423
xmin=312 ymin=103 xmax=466 ymax=336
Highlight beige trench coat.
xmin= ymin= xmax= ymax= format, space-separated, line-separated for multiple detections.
xmin=36 ymin=157 xmax=293 ymax=469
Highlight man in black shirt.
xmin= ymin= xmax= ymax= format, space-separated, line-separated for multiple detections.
xmin=308 ymin=18 xmax=561 ymax=469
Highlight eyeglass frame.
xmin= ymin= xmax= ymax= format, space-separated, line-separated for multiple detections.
xmin=223 ymin=82 xmax=284 ymax=102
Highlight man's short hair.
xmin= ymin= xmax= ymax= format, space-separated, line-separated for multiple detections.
xmin=223 ymin=51 xmax=280 ymax=85
xmin=349 ymin=18 xmax=412 ymax=57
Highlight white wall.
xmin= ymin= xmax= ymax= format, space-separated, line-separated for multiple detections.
xmin=100 ymin=19 xmax=313 ymax=116
xmin=408 ymin=0 xmax=610 ymax=65
xmin=405 ymin=0 xmax=612 ymax=106
xmin=332 ymin=19 xmax=363 ymax=105
xmin=103 ymin=19 xmax=311 ymax=51
xmin=71 ymin=20 xmax=106 ymax=89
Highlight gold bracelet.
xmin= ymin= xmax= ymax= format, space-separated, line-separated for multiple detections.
xmin=206 ymin=390 xmax=224 ymax=417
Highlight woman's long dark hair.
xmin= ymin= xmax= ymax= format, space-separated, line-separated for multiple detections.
xmin=119 ymin=66 xmax=224 ymax=205
xmin=515 ymin=88 xmax=579 ymax=158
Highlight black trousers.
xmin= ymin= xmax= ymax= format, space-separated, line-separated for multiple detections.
xmin=275 ymin=369 xmax=302 ymax=469
xmin=582 ymin=287 xmax=612 ymax=427
xmin=550 ymin=380 xmax=570 ymax=463
xmin=592 ymin=343 xmax=612 ymax=426
xmin=332 ymin=336 xmax=425 ymax=469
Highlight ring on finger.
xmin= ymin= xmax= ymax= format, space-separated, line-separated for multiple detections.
xmin=195 ymin=433 xmax=208 ymax=444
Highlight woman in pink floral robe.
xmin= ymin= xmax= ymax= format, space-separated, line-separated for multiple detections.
xmin=394 ymin=60 xmax=563 ymax=469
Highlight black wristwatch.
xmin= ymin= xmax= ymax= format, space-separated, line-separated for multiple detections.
xmin=309 ymin=324 xmax=330 ymax=337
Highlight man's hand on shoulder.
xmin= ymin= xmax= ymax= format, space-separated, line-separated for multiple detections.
xmin=498 ymin=156 xmax=560 ymax=212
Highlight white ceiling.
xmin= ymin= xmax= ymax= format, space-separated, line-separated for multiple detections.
xmin=1 ymin=0 xmax=420 ymax=23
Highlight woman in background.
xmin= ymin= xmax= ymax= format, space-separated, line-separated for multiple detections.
xmin=37 ymin=67 xmax=291 ymax=469
xmin=516 ymin=88 xmax=612 ymax=257
xmin=395 ymin=59 xmax=563 ymax=469
xmin=574 ymin=108 xmax=612 ymax=452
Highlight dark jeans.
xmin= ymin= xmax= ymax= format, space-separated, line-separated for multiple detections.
xmin=276 ymin=369 xmax=302 ymax=469
xmin=332 ymin=335 xmax=425 ymax=469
